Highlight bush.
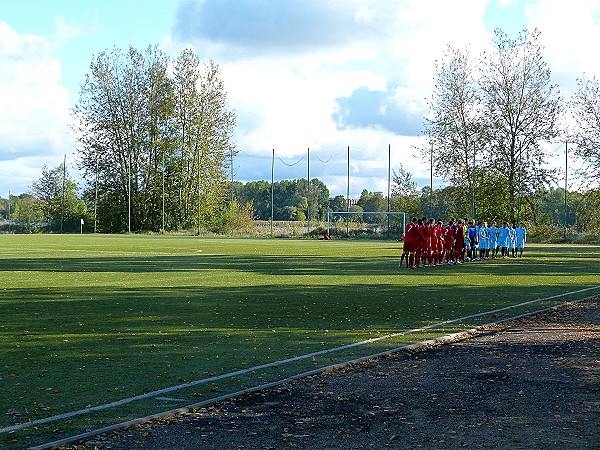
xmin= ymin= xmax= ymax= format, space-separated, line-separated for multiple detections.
xmin=528 ymin=223 xmax=600 ymax=244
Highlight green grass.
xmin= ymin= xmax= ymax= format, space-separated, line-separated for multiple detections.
xmin=1 ymin=235 xmax=599 ymax=448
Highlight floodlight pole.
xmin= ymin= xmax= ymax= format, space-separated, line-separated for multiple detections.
xmin=346 ymin=145 xmax=350 ymax=212
xmin=230 ymin=147 xmax=234 ymax=236
xmin=197 ymin=146 xmax=201 ymax=236
xmin=61 ymin=154 xmax=66 ymax=233
xmin=472 ymin=142 xmax=476 ymax=219
xmin=346 ymin=145 xmax=350 ymax=236
xmin=387 ymin=144 xmax=391 ymax=232
xmin=517 ymin=139 xmax=522 ymax=226
xmin=162 ymin=152 xmax=165 ymax=233
xmin=564 ymin=141 xmax=568 ymax=240
xmin=271 ymin=148 xmax=274 ymax=237
xmin=430 ymin=142 xmax=433 ymax=218
xmin=94 ymin=153 xmax=98 ymax=234
xmin=128 ymin=156 xmax=131 ymax=233
xmin=307 ymin=147 xmax=310 ymax=232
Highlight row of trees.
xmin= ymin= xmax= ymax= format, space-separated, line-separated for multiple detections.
xmin=0 ymin=164 xmax=85 ymax=233
xmin=390 ymin=163 xmax=600 ymax=233
xmin=232 ymin=179 xmax=330 ymax=221
xmin=425 ymin=29 xmax=600 ymax=225
xmin=2 ymin=161 xmax=599 ymax=235
xmin=2 ymin=29 xmax=599 ymax=235
xmin=72 ymin=46 xmax=236 ymax=233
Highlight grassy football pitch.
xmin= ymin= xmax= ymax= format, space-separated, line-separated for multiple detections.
xmin=1 ymin=234 xmax=599 ymax=448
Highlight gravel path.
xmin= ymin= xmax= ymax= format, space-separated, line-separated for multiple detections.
xmin=64 ymin=298 xmax=599 ymax=450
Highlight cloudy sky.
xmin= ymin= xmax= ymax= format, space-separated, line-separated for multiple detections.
xmin=1 ymin=0 xmax=599 ymax=198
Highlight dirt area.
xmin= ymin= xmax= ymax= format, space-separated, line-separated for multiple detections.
xmin=63 ymin=299 xmax=599 ymax=450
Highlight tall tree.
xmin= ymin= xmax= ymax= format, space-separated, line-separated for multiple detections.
xmin=172 ymin=51 xmax=237 ymax=233
xmin=479 ymin=29 xmax=562 ymax=223
xmin=73 ymin=46 xmax=235 ymax=232
xmin=426 ymin=29 xmax=563 ymax=223
xmin=570 ymin=75 xmax=600 ymax=183
xmin=138 ymin=46 xmax=175 ymax=231
xmin=13 ymin=194 xmax=42 ymax=233
xmin=329 ymin=195 xmax=347 ymax=214
xmin=391 ymin=164 xmax=419 ymax=215
xmin=74 ymin=47 xmax=148 ymax=231
xmin=425 ymin=45 xmax=482 ymax=199
xmin=31 ymin=164 xmax=87 ymax=232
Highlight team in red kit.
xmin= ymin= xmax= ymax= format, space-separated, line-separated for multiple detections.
xmin=399 ymin=217 xmax=527 ymax=268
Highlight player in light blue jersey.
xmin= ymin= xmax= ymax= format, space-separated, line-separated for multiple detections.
xmin=516 ymin=223 xmax=527 ymax=257
xmin=508 ymin=223 xmax=517 ymax=257
xmin=478 ymin=221 xmax=489 ymax=260
xmin=487 ymin=221 xmax=498 ymax=259
xmin=497 ymin=222 xmax=509 ymax=258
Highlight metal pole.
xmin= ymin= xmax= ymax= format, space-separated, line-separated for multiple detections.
xmin=472 ymin=142 xmax=476 ymax=219
xmin=128 ymin=156 xmax=131 ymax=233
xmin=197 ymin=147 xmax=201 ymax=236
xmin=346 ymin=145 xmax=350 ymax=212
xmin=271 ymin=148 xmax=274 ymax=237
xmin=61 ymin=154 xmax=66 ymax=233
xmin=230 ymin=147 xmax=234 ymax=236
xmin=307 ymin=147 xmax=310 ymax=232
xmin=7 ymin=191 xmax=10 ymax=233
xmin=564 ymin=141 xmax=568 ymax=240
xmin=387 ymin=144 xmax=391 ymax=232
xmin=430 ymin=142 xmax=433 ymax=218
xmin=162 ymin=152 xmax=165 ymax=232
xmin=94 ymin=153 xmax=98 ymax=233
xmin=346 ymin=145 xmax=350 ymax=236
xmin=517 ymin=141 xmax=522 ymax=225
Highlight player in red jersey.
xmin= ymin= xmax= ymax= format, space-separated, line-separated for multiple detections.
xmin=443 ymin=219 xmax=456 ymax=264
xmin=454 ymin=219 xmax=465 ymax=264
xmin=433 ymin=219 xmax=444 ymax=265
xmin=414 ymin=218 xmax=423 ymax=268
xmin=416 ymin=218 xmax=428 ymax=268
xmin=400 ymin=217 xmax=418 ymax=268
xmin=425 ymin=218 xmax=435 ymax=266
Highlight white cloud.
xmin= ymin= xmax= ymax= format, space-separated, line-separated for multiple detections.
xmin=0 ymin=22 xmax=74 ymax=195
xmin=5 ymin=0 xmax=595 ymax=197
xmin=50 ymin=16 xmax=88 ymax=50
xmin=170 ymin=0 xmax=492 ymax=195
xmin=525 ymin=0 xmax=600 ymax=84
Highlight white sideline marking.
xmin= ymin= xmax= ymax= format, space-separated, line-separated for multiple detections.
xmin=3 ymin=285 xmax=600 ymax=436
xmin=30 ymin=294 xmax=600 ymax=450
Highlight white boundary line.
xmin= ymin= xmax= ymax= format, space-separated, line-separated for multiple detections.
xmin=2 ymin=285 xmax=599 ymax=436
xmin=0 ymin=285 xmax=600 ymax=449
xmin=29 ymin=293 xmax=600 ymax=450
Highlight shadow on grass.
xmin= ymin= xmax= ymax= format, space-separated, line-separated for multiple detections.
xmin=0 ymin=250 xmax=599 ymax=278
xmin=1 ymin=281 xmax=597 ymax=445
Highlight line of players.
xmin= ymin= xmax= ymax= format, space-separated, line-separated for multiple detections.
xmin=399 ymin=217 xmax=528 ymax=269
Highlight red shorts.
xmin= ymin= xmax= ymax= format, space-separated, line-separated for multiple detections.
xmin=443 ymin=239 xmax=453 ymax=251
xmin=455 ymin=238 xmax=464 ymax=250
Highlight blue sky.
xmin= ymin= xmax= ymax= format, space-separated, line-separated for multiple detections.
xmin=1 ymin=0 xmax=599 ymax=198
